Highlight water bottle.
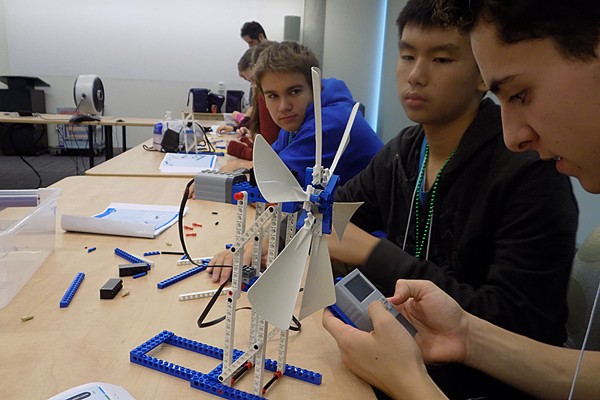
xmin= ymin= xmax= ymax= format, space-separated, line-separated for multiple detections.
xmin=153 ymin=121 xmax=163 ymax=151
xmin=184 ymin=128 xmax=196 ymax=153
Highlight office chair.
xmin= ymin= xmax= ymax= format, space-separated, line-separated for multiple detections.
xmin=565 ymin=224 xmax=600 ymax=350
xmin=226 ymin=90 xmax=245 ymax=113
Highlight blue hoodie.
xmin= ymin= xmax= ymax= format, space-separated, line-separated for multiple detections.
xmin=271 ymin=78 xmax=383 ymax=185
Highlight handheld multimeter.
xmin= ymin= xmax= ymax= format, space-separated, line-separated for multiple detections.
xmin=329 ymin=268 xmax=417 ymax=336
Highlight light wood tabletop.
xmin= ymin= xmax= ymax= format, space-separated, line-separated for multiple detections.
xmin=85 ymin=139 xmax=222 ymax=178
xmin=0 ymin=112 xmax=219 ymax=127
xmin=85 ymin=136 xmax=242 ymax=178
xmin=0 ymin=176 xmax=375 ymax=400
xmin=0 ymin=112 xmax=160 ymax=128
xmin=0 ymin=112 xmax=162 ymax=166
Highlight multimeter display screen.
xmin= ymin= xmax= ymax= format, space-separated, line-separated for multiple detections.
xmin=345 ymin=274 xmax=374 ymax=302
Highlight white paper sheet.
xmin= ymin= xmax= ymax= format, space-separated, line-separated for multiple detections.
xmin=47 ymin=382 xmax=135 ymax=400
xmin=61 ymin=203 xmax=186 ymax=238
xmin=159 ymin=153 xmax=217 ymax=173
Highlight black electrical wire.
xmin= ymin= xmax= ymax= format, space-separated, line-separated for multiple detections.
xmin=3 ymin=123 xmax=43 ymax=188
xmin=47 ymin=100 xmax=95 ymax=173
xmin=17 ymin=154 xmax=42 ymax=188
xmin=142 ymin=143 xmax=161 ymax=152
xmin=195 ymin=123 xmax=216 ymax=152
xmin=178 ymin=179 xmax=205 ymax=267
xmin=179 ymin=179 xmax=302 ymax=332
xmin=197 ymin=279 xmax=235 ymax=328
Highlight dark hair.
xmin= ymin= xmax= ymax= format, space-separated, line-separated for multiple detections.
xmin=253 ymin=41 xmax=319 ymax=93
xmin=397 ymin=0 xmax=456 ymax=37
xmin=240 ymin=21 xmax=267 ymax=40
xmin=435 ymin=0 xmax=600 ymax=60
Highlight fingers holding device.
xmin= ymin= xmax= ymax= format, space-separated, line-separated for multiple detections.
xmin=328 ymin=268 xmax=417 ymax=336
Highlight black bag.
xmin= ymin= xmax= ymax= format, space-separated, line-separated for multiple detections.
xmin=208 ymin=93 xmax=225 ymax=113
xmin=160 ymin=128 xmax=180 ymax=153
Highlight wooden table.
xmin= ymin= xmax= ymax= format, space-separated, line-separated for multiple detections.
xmin=86 ymin=137 xmax=237 ymax=178
xmin=0 ymin=112 xmax=160 ymax=167
xmin=0 ymin=176 xmax=374 ymax=399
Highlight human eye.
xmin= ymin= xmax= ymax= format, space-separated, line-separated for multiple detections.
xmin=508 ymin=89 xmax=527 ymax=103
xmin=399 ymin=53 xmax=414 ymax=61
xmin=433 ymin=57 xmax=453 ymax=64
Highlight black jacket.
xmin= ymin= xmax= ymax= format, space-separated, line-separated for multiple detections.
xmin=335 ymin=99 xmax=579 ymax=399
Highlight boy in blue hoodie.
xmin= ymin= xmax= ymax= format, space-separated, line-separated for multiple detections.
xmin=208 ymin=41 xmax=383 ymax=283
xmin=254 ymin=41 xmax=383 ymax=186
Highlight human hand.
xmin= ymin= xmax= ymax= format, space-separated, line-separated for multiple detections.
xmin=323 ymin=303 xmax=445 ymax=399
xmin=207 ymin=249 xmax=234 ymax=284
xmin=390 ymin=279 xmax=469 ymax=364
xmin=236 ymin=127 xmax=251 ymax=138
xmin=216 ymin=125 xmax=234 ymax=134
xmin=207 ymin=244 xmax=256 ymax=284
xmin=187 ymin=182 xmax=195 ymax=199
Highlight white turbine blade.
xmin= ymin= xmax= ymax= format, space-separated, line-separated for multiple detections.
xmin=298 ymin=234 xmax=336 ymax=321
xmin=332 ymin=202 xmax=363 ymax=240
xmin=253 ymin=134 xmax=307 ymax=203
xmin=247 ymin=227 xmax=312 ymax=330
xmin=311 ymin=67 xmax=322 ymax=170
xmin=330 ymin=102 xmax=360 ymax=176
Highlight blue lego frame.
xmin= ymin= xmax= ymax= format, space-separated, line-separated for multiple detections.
xmin=229 ymin=180 xmax=300 ymax=214
xmin=227 ymin=168 xmax=340 ymax=236
xmin=130 ymin=330 xmax=322 ymax=399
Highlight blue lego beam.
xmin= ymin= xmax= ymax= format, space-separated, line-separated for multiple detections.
xmin=156 ymin=265 xmax=207 ymax=289
xmin=59 ymin=272 xmax=85 ymax=308
xmin=114 ymin=247 xmax=153 ymax=268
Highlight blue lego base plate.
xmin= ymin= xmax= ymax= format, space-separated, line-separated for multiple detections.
xmin=130 ymin=330 xmax=321 ymax=399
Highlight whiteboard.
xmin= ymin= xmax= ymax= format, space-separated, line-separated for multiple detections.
xmin=4 ymin=0 xmax=304 ymax=83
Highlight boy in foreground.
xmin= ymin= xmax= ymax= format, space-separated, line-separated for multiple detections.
xmin=327 ymin=0 xmax=578 ymax=398
xmin=324 ymin=0 xmax=600 ymax=398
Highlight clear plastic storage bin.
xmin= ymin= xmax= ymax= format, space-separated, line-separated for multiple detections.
xmin=0 ymin=188 xmax=60 ymax=308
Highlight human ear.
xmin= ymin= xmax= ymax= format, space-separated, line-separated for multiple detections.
xmin=477 ymin=76 xmax=488 ymax=93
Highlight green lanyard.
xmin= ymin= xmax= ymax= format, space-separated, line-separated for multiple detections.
xmin=413 ymin=143 xmax=456 ymax=259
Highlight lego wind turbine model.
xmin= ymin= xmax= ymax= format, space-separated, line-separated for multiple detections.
xmin=247 ymin=67 xmax=362 ymax=330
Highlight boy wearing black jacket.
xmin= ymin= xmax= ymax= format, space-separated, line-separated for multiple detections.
xmin=328 ymin=0 xmax=578 ymax=398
